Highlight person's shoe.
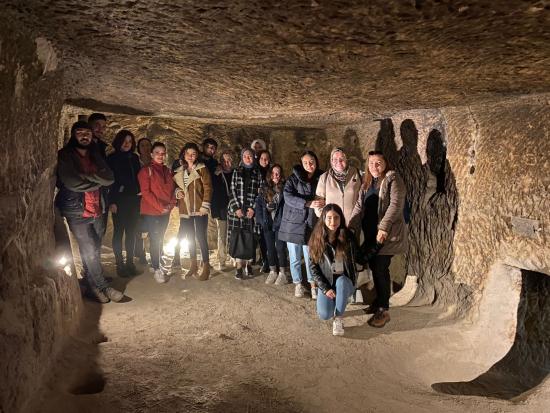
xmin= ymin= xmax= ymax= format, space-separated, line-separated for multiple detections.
xmin=103 ymin=287 xmax=124 ymax=303
xmin=364 ymin=304 xmax=379 ymax=315
xmin=88 ymin=285 xmax=110 ymax=303
xmin=235 ymin=268 xmax=244 ymax=280
xmin=196 ymin=263 xmax=210 ymax=281
xmin=311 ymin=286 xmax=318 ymax=300
xmin=294 ymin=283 xmax=306 ymax=298
xmin=125 ymin=262 xmax=141 ymax=276
xmin=153 ymin=269 xmax=167 ymax=283
xmin=368 ymin=309 xmax=391 ymax=328
xmin=261 ymin=263 xmax=270 ymax=274
xmin=245 ymin=264 xmax=254 ymax=277
xmin=185 ymin=258 xmax=199 ymax=278
xmin=265 ymin=270 xmax=278 ymax=284
xmin=275 ymin=271 xmax=289 ymax=286
xmin=332 ymin=318 xmax=345 ymax=336
xmin=138 ymin=255 xmax=148 ymax=265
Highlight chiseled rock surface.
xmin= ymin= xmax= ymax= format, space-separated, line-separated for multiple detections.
xmin=0 ymin=23 xmax=82 ymax=413
xmin=4 ymin=1 xmax=550 ymax=122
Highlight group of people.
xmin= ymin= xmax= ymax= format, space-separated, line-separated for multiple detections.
xmin=55 ymin=113 xmax=408 ymax=336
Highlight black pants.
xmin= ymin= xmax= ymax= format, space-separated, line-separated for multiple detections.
xmin=176 ymin=215 xmax=209 ymax=263
xmin=111 ymin=197 xmax=140 ymax=264
xmin=143 ymin=214 xmax=170 ymax=270
xmin=263 ymin=228 xmax=288 ymax=270
xmin=368 ymin=254 xmax=393 ymax=310
xmin=67 ymin=216 xmax=108 ymax=291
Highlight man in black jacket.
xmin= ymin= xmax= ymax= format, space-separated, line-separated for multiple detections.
xmin=55 ymin=121 xmax=124 ymax=303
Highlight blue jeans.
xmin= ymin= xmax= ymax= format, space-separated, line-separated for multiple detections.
xmin=143 ymin=214 xmax=170 ymax=269
xmin=66 ymin=216 xmax=108 ymax=291
xmin=317 ymin=275 xmax=355 ymax=320
xmin=287 ymin=242 xmax=314 ymax=283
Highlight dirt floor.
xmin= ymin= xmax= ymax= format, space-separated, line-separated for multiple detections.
xmin=26 ymin=249 xmax=550 ymax=413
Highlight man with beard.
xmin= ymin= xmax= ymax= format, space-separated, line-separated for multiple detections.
xmin=55 ymin=121 xmax=124 ymax=303
xmin=88 ymin=112 xmax=109 ymax=158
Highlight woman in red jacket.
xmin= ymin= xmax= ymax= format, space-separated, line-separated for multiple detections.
xmin=137 ymin=142 xmax=176 ymax=283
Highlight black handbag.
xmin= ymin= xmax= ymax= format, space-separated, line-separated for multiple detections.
xmin=229 ymin=223 xmax=255 ymax=260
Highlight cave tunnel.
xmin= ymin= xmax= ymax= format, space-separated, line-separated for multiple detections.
xmin=1 ymin=1 xmax=549 ymax=412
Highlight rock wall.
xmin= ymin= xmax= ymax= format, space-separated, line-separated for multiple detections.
xmin=327 ymin=95 xmax=550 ymax=314
xmin=0 ymin=23 xmax=82 ymax=413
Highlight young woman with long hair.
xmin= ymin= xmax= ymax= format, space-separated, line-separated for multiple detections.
xmin=173 ymin=142 xmax=213 ymax=281
xmin=308 ymin=204 xmax=365 ymax=336
xmin=107 ymin=129 xmax=142 ymax=277
xmin=350 ymin=150 xmax=408 ymax=328
xmin=278 ymin=150 xmax=325 ymax=299
xmin=255 ymin=164 xmax=288 ymax=284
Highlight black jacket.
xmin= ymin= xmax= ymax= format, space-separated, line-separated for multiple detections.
xmin=277 ymin=165 xmax=323 ymax=245
xmin=106 ymin=151 xmax=141 ymax=205
xmin=55 ymin=144 xmax=114 ymax=218
xmin=311 ymin=232 xmax=365 ymax=294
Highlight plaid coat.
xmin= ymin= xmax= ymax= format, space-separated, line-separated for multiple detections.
xmin=227 ymin=166 xmax=264 ymax=241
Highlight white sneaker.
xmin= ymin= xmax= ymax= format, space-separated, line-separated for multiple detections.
xmin=294 ymin=283 xmax=306 ymax=298
xmin=333 ymin=318 xmax=344 ymax=336
xmin=265 ymin=270 xmax=278 ymax=284
xmin=275 ymin=272 xmax=289 ymax=286
xmin=311 ymin=287 xmax=318 ymax=300
xmin=153 ymin=269 xmax=166 ymax=283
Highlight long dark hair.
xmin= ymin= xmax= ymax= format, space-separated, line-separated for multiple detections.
xmin=308 ymin=204 xmax=350 ymax=264
xmin=264 ymin=164 xmax=285 ymax=203
xmin=112 ymin=129 xmax=136 ymax=152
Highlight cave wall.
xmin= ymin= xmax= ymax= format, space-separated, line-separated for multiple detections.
xmin=326 ymin=95 xmax=550 ymax=314
xmin=0 ymin=24 xmax=82 ymax=413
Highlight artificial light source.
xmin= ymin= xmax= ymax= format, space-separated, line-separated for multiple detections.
xmin=57 ymin=256 xmax=68 ymax=266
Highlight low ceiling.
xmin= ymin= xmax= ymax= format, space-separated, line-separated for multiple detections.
xmin=6 ymin=0 xmax=550 ymax=123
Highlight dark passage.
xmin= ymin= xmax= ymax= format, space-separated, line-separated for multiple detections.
xmin=432 ymin=270 xmax=550 ymax=400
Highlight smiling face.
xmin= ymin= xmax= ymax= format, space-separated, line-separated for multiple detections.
xmin=301 ymin=154 xmax=317 ymax=175
xmin=75 ymin=128 xmax=92 ymax=147
xmin=184 ymin=148 xmax=199 ymax=165
xmin=259 ymin=152 xmax=270 ymax=168
xmin=368 ymin=154 xmax=387 ymax=178
xmin=325 ymin=209 xmax=341 ymax=232
xmin=151 ymin=145 xmax=166 ymax=165
xmin=120 ymin=135 xmax=133 ymax=152
xmin=242 ymin=150 xmax=254 ymax=166
xmin=331 ymin=151 xmax=347 ymax=173
xmin=271 ymin=166 xmax=281 ymax=184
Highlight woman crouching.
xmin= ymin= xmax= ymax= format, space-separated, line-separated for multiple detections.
xmin=308 ymin=204 xmax=365 ymax=336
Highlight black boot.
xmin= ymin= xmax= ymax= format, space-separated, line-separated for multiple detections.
xmin=115 ymin=256 xmax=129 ymax=278
xmin=125 ymin=259 xmax=141 ymax=276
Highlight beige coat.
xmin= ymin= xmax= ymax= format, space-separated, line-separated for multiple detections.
xmin=350 ymin=170 xmax=408 ymax=256
xmin=315 ymin=167 xmax=362 ymax=231
xmin=173 ymin=163 xmax=212 ymax=218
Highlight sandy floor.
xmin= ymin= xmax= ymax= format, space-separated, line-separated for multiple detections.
xmin=27 ymin=250 xmax=550 ymax=413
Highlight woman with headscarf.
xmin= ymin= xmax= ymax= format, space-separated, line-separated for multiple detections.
xmin=315 ymin=147 xmax=362 ymax=235
xmin=227 ymin=148 xmax=264 ymax=279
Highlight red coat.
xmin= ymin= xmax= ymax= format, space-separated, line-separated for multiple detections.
xmin=138 ymin=162 xmax=176 ymax=215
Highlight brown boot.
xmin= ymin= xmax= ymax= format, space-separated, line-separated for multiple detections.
xmin=368 ymin=309 xmax=390 ymax=328
xmin=196 ymin=262 xmax=210 ymax=281
xmin=185 ymin=258 xmax=198 ymax=278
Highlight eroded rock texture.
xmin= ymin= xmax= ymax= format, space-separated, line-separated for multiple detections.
xmin=4 ymin=1 xmax=550 ymax=122
xmin=0 ymin=23 xmax=82 ymax=413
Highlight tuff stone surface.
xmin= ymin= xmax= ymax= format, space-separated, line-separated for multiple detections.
xmin=0 ymin=22 xmax=82 ymax=413
xmin=4 ymin=1 xmax=550 ymax=122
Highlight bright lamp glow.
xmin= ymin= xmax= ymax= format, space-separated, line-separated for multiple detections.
xmin=58 ymin=256 xmax=68 ymax=266
xmin=164 ymin=237 xmax=189 ymax=255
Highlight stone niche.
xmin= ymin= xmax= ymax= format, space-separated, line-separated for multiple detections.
xmin=0 ymin=25 xmax=82 ymax=413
